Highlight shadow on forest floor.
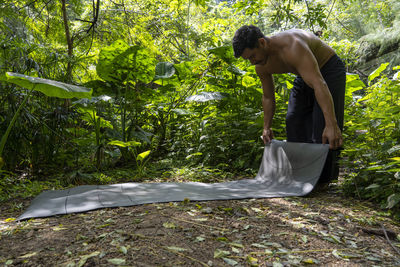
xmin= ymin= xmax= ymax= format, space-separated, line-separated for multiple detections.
xmin=1 ymin=179 xmax=400 ymax=266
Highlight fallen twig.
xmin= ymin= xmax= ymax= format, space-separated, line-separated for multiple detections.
xmin=361 ymin=227 xmax=397 ymax=240
xmin=381 ymin=224 xmax=400 ymax=256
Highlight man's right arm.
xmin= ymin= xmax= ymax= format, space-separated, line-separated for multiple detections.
xmin=256 ymin=66 xmax=275 ymax=144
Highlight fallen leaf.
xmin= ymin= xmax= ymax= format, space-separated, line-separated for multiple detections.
xmin=217 ymin=237 xmax=228 ymax=242
xmin=97 ymin=233 xmax=107 ymax=239
xmin=229 ymin=242 xmax=244 ymax=248
xmin=166 ymin=246 xmax=188 ymax=252
xmin=77 ymin=251 xmax=100 ymax=267
xmin=264 ymin=249 xmax=273 ymax=255
xmin=201 ymin=207 xmax=213 ymax=214
xmin=346 ymin=240 xmax=358 ymax=248
xmin=5 ymin=218 xmax=15 ymax=222
xmin=119 ymin=246 xmax=128 ymax=254
xmin=193 ymin=218 xmax=208 ymax=222
xmin=195 ymin=236 xmax=205 ymax=242
xmin=52 ymin=225 xmax=68 ymax=231
xmin=231 ymin=247 xmax=240 ymax=253
xmin=223 ymin=257 xmax=238 ymax=266
xmin=246 ymin=255 xmax=258 ymax=265
xmin=302 ymin=258 xmax=319 ymax=264
xmin=251 ymin=243 xmax=268 ymax=249
xmin=366 ymin=255 xmax=382 ymax=262
xmin=107 ymin=258 xmax=126 ymax=265
xmin=19 ymin=252 xmax=37 ymax=258
xmin=243 ymin=225 xmax=251 ymax=230
xmin=251 ymin=207 xmax=262 ymax=213
xmin=328 ymin=234 xmax=342 ymax=244
xmin=332 ymin=249 xmax=360 ymax=260
xmin=97 ymin=223 xmax=110 ymax=228
xmin=214 ymin=249 xmax=230 ymax=258
xmin=163 ymin=222 xmax=176 ymax=229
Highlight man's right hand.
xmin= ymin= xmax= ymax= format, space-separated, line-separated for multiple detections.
xmin=262 ymin=128 xmax=274 ymax=144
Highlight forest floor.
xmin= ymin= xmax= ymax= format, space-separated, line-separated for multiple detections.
xmin=1 ymin=178 xmax=400 ymax=266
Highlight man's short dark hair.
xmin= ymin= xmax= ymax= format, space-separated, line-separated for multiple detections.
xmin=232 ymin=25 xmax=265 ymax=58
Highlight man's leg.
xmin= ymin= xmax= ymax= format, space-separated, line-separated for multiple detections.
xmin=311 ymin=55 xmax=346 ymax=183
xmin=286 ymin=77 xmax=314 ymax=142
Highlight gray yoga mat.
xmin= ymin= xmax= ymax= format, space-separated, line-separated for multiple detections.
xmin=17 ymin=140 xmax=329 ymax=221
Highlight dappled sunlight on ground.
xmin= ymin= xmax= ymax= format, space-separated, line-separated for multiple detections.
xmin=1 ymin=184 xmax=400 ymax=266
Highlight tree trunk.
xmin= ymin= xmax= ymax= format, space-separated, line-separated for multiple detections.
xmin=61 ymin=0 xmax=73 ymax=83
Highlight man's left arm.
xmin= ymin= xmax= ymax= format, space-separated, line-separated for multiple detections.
xmin=286 ymin=41 xmax=343 ymax=149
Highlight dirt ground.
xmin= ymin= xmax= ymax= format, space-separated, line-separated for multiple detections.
xmin=1 ymin=185 xmax=400 ymax=267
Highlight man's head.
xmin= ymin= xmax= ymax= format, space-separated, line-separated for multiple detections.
xmin=232 ymin=25 xmax=265 ymax=58
xmin=232 ymin=25 xmax=268 ymax=65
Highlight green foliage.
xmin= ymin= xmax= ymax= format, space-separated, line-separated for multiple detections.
xmin=0 ymin=72 xmax=91 ymax=169
xmin=329 ymin=39 xmax=360 ymax=70
xmin=96 ymin=40 xmax=156 ymax=84
xmin=342 ymin=63 xmax=400 ymax=211
xmin=1 ymin=72 xmax=92 ymax=98
xmin=0 ymin=173 xmax=63 ymax=202
xmin=108 ymin=140 xmax=151 ymax=176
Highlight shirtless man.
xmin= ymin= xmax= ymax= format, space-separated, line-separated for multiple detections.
xmin=232 ymin=25 xmax=346 ymax=184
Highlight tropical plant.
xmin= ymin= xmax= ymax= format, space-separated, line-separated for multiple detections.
xmin=0 ymin=72 xmax=92 ymax=169
xmin=341 ymin=63 xmax=400 ymax=211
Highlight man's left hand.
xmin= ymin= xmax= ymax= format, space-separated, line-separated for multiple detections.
xmin=322 ymin=125 xmax=343 ymax=150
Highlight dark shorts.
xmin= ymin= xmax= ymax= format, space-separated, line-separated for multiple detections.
xmin=285 ymin=54 xmax=346 ymax=182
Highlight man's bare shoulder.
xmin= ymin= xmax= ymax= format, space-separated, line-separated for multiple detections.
xmin=271 ymin=29 xmax=312 ymax=48
xmin=271 ymin=29 xmax=335 ymax=68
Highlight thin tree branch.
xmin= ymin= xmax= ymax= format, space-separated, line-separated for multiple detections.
xmin=335 ymin=17 xmax=356 ymax=35
xmin=324 ymin=0 xmax=337 ymax=25
xmin=303 ymin=0 xmax=315 ymax=33
xmin=381 ymin=224 xmax=400 ymax=256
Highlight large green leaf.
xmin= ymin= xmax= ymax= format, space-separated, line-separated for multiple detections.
xmin=186 ymin=92 xmax=229 ymax=102
xmin=96 ymin=40 xmax=155 ymax=84
xmin=208 ymin=45 xmax=234 ymax=64
xmin=96 ymin=40 xmax=130 ymax=82
xmin=73 ymin=95 xmax=112 ymax=106
xmin=155 ymin=62 xmax=175 ymax=79
xmin=77 ymin=107 xmax=113 ymax=129
xmin=108 ymin=140 xmax=141 ymax=147
xmin=346 ymin=74 xmax=365 ymax=93
xmin=368 ymin=63 xmax=389 ymax=84
xmin=2 ymin=72 xmax=92 ymax=99
xmin=386 ymin=193 xmax=400 ymax=209
xmin=137 ymin=150 xmax=150 ymax=162
xmin=174 ymin=61 xmax=197 ymax=81
xmin=227 ymin=65 xmax=246 ymax=76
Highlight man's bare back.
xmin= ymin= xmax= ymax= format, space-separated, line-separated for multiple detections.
xmin=243 ymin=29 xmax=336 ymax=75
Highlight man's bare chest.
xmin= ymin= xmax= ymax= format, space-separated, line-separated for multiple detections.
xmin=263 ymin=55 xmax=299 ymax=75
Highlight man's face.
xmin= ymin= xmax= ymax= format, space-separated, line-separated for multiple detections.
xmin=241 ymin=46 xmax=267 ymax=66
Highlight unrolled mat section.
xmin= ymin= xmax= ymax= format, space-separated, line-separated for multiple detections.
xmin=17 ymin=140 xmax=329 ymax=220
